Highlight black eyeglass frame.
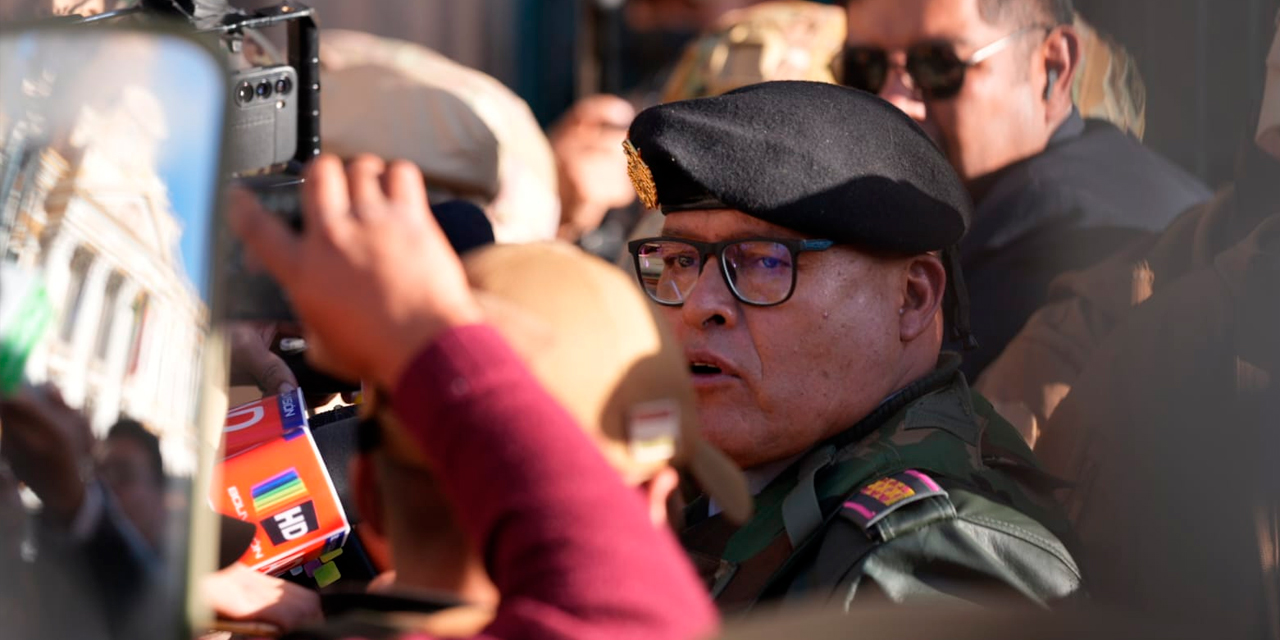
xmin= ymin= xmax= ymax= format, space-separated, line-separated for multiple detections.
xmin=627 ymin=236 xmax=836 ymax=307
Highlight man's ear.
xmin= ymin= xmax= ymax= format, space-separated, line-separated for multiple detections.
xmin=1042 ymin=25 xmax=1081 ymax=122
xmin=899 ymin=254 xmax=947 ymax=343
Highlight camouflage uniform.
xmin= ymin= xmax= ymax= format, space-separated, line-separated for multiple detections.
xmin=682 ymin=354 xmax=1084 ymax=612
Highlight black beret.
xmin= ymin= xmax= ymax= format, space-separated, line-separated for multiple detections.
xmin=625 ymin=81 xmax=971 ymax=253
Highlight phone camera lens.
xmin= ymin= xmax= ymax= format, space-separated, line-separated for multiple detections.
xmin=256 ymin=81 xmax=273 ymax=99
xmin=236 ymin=81 xmax=254 ymax=104
xmin=275 ymin=77 xmax=293 ymax=95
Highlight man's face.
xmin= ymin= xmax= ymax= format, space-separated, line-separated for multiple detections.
xmin=99 ymin=437 xmax=165 ymax=546
xmin=659 ymin=209 xmax=909 ymax=469
xmin=845 ymin=0 xmax=1052 ymax=182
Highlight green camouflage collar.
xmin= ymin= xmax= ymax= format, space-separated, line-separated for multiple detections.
xmin=721 ymin=355 xmax=967 ymax=562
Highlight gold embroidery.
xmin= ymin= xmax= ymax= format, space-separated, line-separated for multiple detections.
xmin=861 ymin=477 xmax=916 ymax=507
xmin=623 ymin=139 xmax=660 ymax=210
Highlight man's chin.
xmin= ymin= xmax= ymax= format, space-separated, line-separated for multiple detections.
xmin=696 ymin=408 xmax=749 ymax=451
xmin=696 ymin=412 xmax=783 ymax=470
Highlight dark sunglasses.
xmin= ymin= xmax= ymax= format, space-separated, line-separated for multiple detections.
xmin=839 ymin=26 xmax=1047 ymax=100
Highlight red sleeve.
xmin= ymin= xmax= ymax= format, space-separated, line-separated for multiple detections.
xmin=389 ymin=324 xmax=718 ymax=640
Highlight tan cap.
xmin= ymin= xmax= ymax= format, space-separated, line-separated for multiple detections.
xmin=462 ymin=243 xmax=752 ymax=523
xmin=320 ymin=30 xmax=560 ymax=244
xmin=662 ymin=1 xmax=846 ymax=103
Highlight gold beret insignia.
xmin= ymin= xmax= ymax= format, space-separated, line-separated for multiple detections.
xmin=623 ymin=139 xmax=660 ymax=210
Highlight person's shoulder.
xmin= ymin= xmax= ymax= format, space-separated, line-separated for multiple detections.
xmin=942 ymin=486 xmax=1079 ymax=574
xmin=826 ymin=469 xmax=1083 ymax=604
xmin=1031 ymin=118 xmax=1212 ymax=203
xmin=836 ymin=467 xmax=1066 ymax=552
xmin=847 ymin=380 xmax=1079 ymax=554
xmin=866 ymin=371 xmax=984 ymax=455
xmin=866 ymin=370 xmax=1043 ymax=465
xmin=849 ymin=374 xmax=993 ymax=482
xmin=1077 ymin=119 xmax=1208 ymax=185
xmin=976 ymin=118 xmax=1211 ymax=238
xmin=838 ymin=469 xmax=957 ymax=541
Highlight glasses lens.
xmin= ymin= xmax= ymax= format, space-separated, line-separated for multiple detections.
xmin=635 ymin=240 xmax=701 ymax=305
xmin=907 ymin=44 xmax=967 ymax=100
xmin=840 ymin=47 xmax=889 ymax=94
xmin=722 ymin=241 xmax=795 ymax=305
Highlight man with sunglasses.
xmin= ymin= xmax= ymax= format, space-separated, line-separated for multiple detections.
xmin=843 ymin=0 xmax=1211 ymax=377
xmin=625 ymin=80 xmax=1082 ymax=611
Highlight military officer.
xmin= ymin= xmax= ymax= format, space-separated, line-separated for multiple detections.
xmin=623 ymin=80 xmax=1083 ymax=612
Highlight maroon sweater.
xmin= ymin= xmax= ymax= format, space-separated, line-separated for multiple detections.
xmin=389 ymin=324 xmax=717 ymax=640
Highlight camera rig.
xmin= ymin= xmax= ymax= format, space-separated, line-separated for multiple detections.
xmin=83 ymin=0 xmax=321 ymax=175
xmin=73 ymin=0 xmax=331 ymax=322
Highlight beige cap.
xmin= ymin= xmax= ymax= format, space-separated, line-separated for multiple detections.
xmin=462 ymin=243 xmax=752 ymax=524
xmin=320 ymin=30 xmax=560 ymax=244
xmin=662 ymin=1 xmax=846 ymax=103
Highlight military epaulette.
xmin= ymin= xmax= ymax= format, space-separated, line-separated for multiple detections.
xmin=841 ymin=469 xmax=950 ymax=532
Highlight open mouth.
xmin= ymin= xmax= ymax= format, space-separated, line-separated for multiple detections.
xmin=690 ymin=362 xmax=724 ymax=375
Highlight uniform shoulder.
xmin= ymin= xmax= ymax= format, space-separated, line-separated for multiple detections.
xmin=840 ymin=469 xmax=954 ymax=538
xmin=837 ymin=470 xmax=1078 ymax=575
xmin=825 ymin=474 xmax=1083 ymax=605
xmin=945 ymin=487 xmax=1080 ymax=574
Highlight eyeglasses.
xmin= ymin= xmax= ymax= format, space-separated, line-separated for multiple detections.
xmin=628 ymin=237 xmax=834 ymax=307
xmin=839 ymin=26 xmax=1048 ymax=101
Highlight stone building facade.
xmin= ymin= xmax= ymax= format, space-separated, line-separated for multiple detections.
xmin=2 ymin=85 xmax=205 ymax=475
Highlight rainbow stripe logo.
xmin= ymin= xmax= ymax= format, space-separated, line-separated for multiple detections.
xmin=251 ymin=468 xmax=308 ymax=514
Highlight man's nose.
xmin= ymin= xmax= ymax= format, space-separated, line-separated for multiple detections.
xmin=879 ymin=66 xmax=927 ymax=124
xmin=680 ymin=257 xmax=739 ymax=330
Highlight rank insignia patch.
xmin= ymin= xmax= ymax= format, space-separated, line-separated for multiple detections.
xmin=623 ymin=139 xmax=660 ymax=210
xmin=842 ymin=469 xmax=947 ymax=531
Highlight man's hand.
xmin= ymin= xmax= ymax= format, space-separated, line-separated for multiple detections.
xmin=0 ymin=385 xmax=93 ymax=525
xmin=550 ymin=95 xmax=637 ymax=240
xmin=227 ymin=321 xmax=299 ymax=395
xmin=227 ymin=154 xmax=483 ymax=390
xmin=202 ymin=564 xmax=322 ymax=632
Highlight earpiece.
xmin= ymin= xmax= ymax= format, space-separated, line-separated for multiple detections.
xmin=1044 ymin=69 xmax=1059 ymax=101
